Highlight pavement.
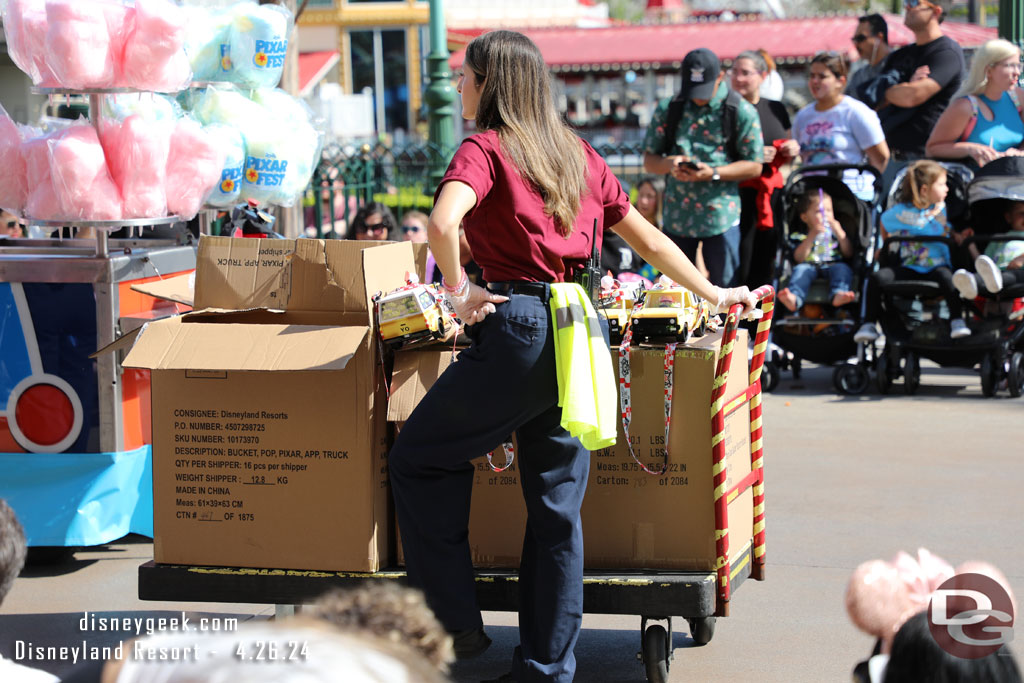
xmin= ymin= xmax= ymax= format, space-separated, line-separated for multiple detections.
xmin=1 ymin=360 xmax=1022 ymax=682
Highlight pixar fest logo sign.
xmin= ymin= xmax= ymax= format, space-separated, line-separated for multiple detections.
xmin=253 ymin=39 xmax=288 ymax=70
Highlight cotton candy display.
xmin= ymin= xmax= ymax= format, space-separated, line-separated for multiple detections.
xmin=100 ymin=115 xmax=173 ymax=218
xmin=47 ymin=125 xmax=123 ymax=220
xmin=0 ymin=110 xmax=28 ymax=213
xmin=165 ymin=118 xmax=225 ymax=220
xmin=44 ymin=0 xmax=125 ymax=89
xmin=22 ymin=133 xmax=64 ymax=221
xmin=203 ymin=123 xmax=245 ymax=208
xmin=192 ymin=85 xmax=266 ymax=132
xmin=228 ymin=3 xmax=291 ymax=88
xmin=121 ymin=0 xmax=192 ymax=92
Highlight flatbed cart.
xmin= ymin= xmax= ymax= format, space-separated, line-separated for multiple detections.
xmin=137 ymin=287 xmax=776 ymax=683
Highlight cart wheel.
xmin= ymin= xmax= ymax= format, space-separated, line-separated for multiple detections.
xmin=833 ymin=364 xmax=868 ymax=395
xmin=642 ymin=624 xmax=670 ymax=683
xmin=980 ymin=353 xmax=998 ymax=398
xmin=679 ymin=323 xmax=690 ymax=343
xmin=761 ymin=360 xmax=780 ymax=393
xmin=1008 ymin=352 xmax=1024 ymax=398
xmin=875 ymin=349 xmax=893 ymax=394
xmin=687 ymin=616 xmax=716 ymax=645
xmin=904 ymin=353 xmax=921 ymax=395
xmin=791 ymin=357 xmax=802 ymax=380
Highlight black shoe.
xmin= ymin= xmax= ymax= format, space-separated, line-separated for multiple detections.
xmin=480 ymin=673 xmax=516 ymax=683
xmin=453 ymin=627 xmax=492 ymax=660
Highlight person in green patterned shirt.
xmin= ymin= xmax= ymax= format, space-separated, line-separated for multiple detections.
xmin=643 ymin=48 xmax=764 ymax=286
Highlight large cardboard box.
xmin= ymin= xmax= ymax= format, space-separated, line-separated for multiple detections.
xmin=120 ymin=236 xmax=414 ymax=571
xmin=388 ymin=330 xmax=752 ymax=571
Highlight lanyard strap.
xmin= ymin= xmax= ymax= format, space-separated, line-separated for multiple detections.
xmin=486 ymin=440 xmax=515 ymax=473
xmin=617 ymin=325 xmax=673 ymax=476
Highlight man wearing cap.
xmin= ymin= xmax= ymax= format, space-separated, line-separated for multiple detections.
xmin=643 ymin=47 xmax=764 ymax=287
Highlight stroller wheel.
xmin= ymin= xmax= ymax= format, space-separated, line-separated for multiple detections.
xmin=1008 ymin=352 xmax=1024 ymax=398
xmin=833 ymin=364 xmax=869 ymax=395
xmin=981 ymin=353 xmax=999 ymax=398
xmin=903 ymin=352 xmax=921 ymax=395
xmin=762 ymin=360 xmax=780 ymax=393
xmin=876 ymin=349 xmax=895 ymax=394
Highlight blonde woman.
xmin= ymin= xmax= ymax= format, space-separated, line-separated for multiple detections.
xmin=926 ymin=39 xmax=1024 ymax=167
xmin=387 ymin=30 xmax=755 ymax=683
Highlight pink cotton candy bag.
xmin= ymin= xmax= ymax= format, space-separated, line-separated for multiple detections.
xmin=100 ymin=114 xmax=172 ymax=218
xmin=48 ymin=125 xmax=123 ymax=221
xmin=44 ymin=0 xmax=124 ymax=89
xmin=121 ymin=0 xmax=191 ymax=92
xmin=0 ymin=110 xmax=29 ymax=213
xmin=22 ymin=133 xmax=64 ymax=221
xmin=165 ymin=118 xmax=226 ymax=220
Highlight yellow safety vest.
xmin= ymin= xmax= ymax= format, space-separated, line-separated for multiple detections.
xmin=549 ymin=283 xmax=617 ymax=450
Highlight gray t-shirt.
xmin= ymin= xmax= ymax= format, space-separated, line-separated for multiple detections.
xmin=847 ymin=59 xmax=884 ymax=104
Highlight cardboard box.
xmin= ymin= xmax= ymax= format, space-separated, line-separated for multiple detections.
xmin=387 ymin=330 xmax=752 ymax=571
xmin=119 ymin=236 xmax=414 ymax=571
xmin=388 ymin=350 xmax=526 ymax=568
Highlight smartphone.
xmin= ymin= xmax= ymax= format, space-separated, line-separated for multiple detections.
xmin=677 ymin=160 xmax=700 ymax=171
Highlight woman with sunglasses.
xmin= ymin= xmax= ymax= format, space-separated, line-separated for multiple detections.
xmin=926 ymin=39 xmax=1024 ymax=167
xmin=793 ymin=52 xmax=890 ymax=198
xmin=387 ymin=30 xmax=756 ymax=683
xmin=347 ymin=202 xmax=395 ymax=240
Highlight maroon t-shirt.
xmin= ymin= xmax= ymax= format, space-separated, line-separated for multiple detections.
xmin=436 ymin=129 xmax=631 ymax=283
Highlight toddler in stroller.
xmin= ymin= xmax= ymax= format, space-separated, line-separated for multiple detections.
xmin=855 ymin=160 xmax=972 ymax=344
xmin=777 ymin=188 xmax=857 ymax=313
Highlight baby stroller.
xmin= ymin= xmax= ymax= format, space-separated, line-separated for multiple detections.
xmin=763 ymin=164 xmax=881 ymax=395
xmin=871 ymin=161 xmax=980 ymax=394
xmin=956 ymin=157 xmax=1024 ymax=397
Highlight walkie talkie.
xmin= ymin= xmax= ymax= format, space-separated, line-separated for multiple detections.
xmin=575 ymin=218 xmax=602 ymax=303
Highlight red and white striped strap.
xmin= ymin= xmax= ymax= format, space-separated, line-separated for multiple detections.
xmin=486 ymin=440 xmax=515 ymax=472
xmin=618 ymin=326 xmax=673 ymax=476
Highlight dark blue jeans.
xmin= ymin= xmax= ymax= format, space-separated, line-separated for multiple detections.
xmin=389 ymin=287 xmax=593 ymax=683
xmin=668 ymin=222 xmax=741 ymax=287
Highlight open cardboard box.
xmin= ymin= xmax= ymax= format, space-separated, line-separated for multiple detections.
xmin=388 ymin=329 xmax=752 ymax=571
xmin=113 ymin=236 xmax=414 ymax=571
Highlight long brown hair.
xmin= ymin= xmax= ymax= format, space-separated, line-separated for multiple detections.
xmin=464 ymin=30 xmax=587 ymax=237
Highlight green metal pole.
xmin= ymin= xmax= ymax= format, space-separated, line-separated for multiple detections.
xmin=999 ymin=0 xmax=1024 ymax=49
xmin=425 ymin=0 xmax=456 ymax=191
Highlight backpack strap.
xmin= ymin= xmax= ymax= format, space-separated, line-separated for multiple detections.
xmin=660 ymin=88 xmax=743 ymax=160
xmin=721 ymin=89 xmax=742 ymax=161
xmin=659 ymin=98 xmax=686 ymax=155
xmin=959 ymin=94 xmax=980 ymax=143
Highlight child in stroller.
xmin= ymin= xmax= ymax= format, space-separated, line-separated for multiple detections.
xmin=953 ymin=199 xmax=1024 ymax=298
xmin=855 ymin=160 xmax=972 ymax=344
xmin=777 ymin=188 xmax=857 ymax=313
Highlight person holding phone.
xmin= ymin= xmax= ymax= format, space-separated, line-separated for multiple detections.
xmin=643 ymin=48 xmax=764 ymax=287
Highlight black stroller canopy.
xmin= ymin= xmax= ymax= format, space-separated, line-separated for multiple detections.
xmin=968 ymin=157 xmax=1024 ymax=235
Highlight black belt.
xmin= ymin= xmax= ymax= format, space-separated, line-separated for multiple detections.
xmin=486 ymin=281 xmax=551 ymax=301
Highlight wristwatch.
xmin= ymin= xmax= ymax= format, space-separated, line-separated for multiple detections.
xmin=711 ymin=168 xmax=721 ymax=182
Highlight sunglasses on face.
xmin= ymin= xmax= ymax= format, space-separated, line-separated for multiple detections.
xmin=6 ymin=221 xmax=17 ymax=229
xmin=401 ymin=225 xmax=423 ymax=234
xmin=904 ymin=0 xmax=936 ymax=8
xmin=358 ymin=221 xmax=387 ymax=233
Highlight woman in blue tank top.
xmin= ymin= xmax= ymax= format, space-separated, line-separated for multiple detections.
xmin=926 ymin=39 xmax=1024 ymax=167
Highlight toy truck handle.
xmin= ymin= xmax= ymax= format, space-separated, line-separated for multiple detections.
xmin=708 ymin=284 xmax=775 ymax=617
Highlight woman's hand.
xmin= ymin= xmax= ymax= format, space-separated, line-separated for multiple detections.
xmin=1009 ymin=255 xmax=1024 ymax=269
xmin=713 ymin=285 xmax=758 ymax=317
xmin=445 ymin=278 xmax=508 ymax=325
xmin=763 ymin=146 xmax=777 ymax=164
xmin=968 ymin=143 xmax=1002 ymax=167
